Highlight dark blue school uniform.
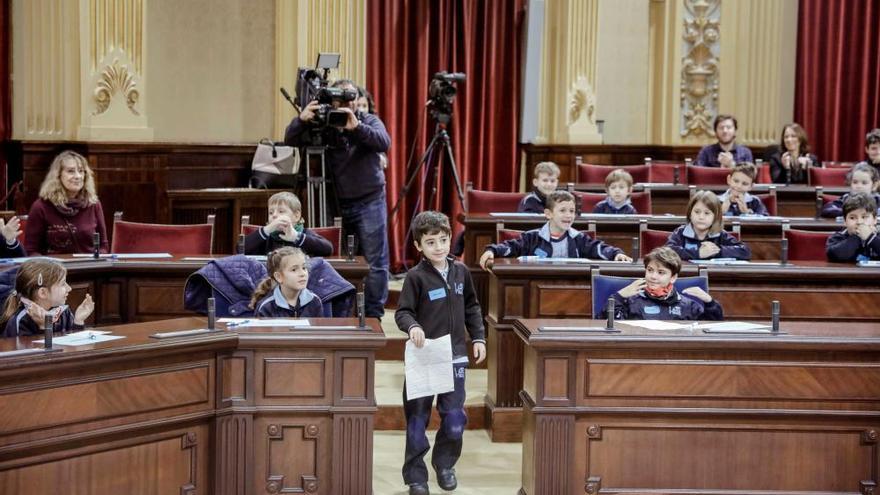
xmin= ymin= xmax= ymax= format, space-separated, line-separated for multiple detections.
xmin=718 ymin=190 xmax=768 ymax=216
xmin=665 ymin=224 xmax=751 ymax=260
xmin=592 ymin=198 xmax=637 ymax=215
xmin=2 ymin=241 xmax=25 ymax=258
xmin=825 ymin=229 xmax=880 ymax=262
xmin=485 ymin=223 xmax=623 ymax=260
xmin=254 ymin=286 xmax=323 ymax=318
xmin=607 ymin=287 xmax=723 ymax=320
xmin=243 ymin=227 xmax=333 ymax=256
xmin=3 ymin=303 xmax=83 ymax=338
xmin=517 ymin=189 xmax=548 ymax=214
xmin=820 ymin=192 xmax=880 ymax=218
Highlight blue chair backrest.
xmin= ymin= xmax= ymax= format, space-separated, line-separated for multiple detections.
xmin=591 ymin=272 xmax=709 ymax=318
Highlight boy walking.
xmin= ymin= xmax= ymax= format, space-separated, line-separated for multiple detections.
xmin=395 ymin=211 xmax=487 ymax=495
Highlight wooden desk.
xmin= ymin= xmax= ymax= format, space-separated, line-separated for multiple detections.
xmin=0 ymin=317 xmax=385 ymax=495
xmin=8 ymin=255 xmax=369 ymax=325
xmin=515 ymin=319 xmax=880 ymax=494
xmin=485 ymin=259 xmax=880 ymax=441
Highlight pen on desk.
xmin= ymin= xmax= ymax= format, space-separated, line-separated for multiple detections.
xmin=226 ymin=319 xmax=250 ymax=328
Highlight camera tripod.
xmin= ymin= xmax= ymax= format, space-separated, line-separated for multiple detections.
xmin=391 ymin=121 xmax=465 ymax=261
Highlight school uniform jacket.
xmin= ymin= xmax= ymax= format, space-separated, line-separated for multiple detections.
xmin=2 ymin=241 xmax=25 ymax=258
xmin=718 ymin=190 xmax=768 ymax=216
xmin=254 ymin=286 xmax=324 ymax=318
xmin=665 ymin=224 xmax=751 ymax=260
xmin=3 ymin=304 xmax=83 ymax=338
xmin=517 ymin=189 xmax=548 ymax=214
xmin=592 ymin=199 xmax=637 ymax=215
xmin=608 ymin=287 xmax=723 ymax=321
xmin=820 ymin=192 xmax=880 ymax=218
xmin=485 ymin=223 xmax=623 ymax=260
xmin=244 ymin=227 xmax=333 ymax=256
xmin=825 ymin=230 xmax=880 ymax=262
xmin=394 ymin=257 xmax=485 ymax=359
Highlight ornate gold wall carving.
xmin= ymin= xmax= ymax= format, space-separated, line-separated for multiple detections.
xmin=93 ymin=59 xmax=140 ymax=116
xmin=680 ymin=0 xmax=720 ymax=138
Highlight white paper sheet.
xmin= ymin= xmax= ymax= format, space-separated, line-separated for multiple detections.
xmin=623 ymin=320 xmax=689 ymax=331
xmin=693 ymin=321 xmax=773 ymax=333
xmin=218 ymin=318 xmax=310 ymax=327
xmin=34 ymin=330 xmax=124 ymax=346
xmin=404 ymin=334 xmax=454 ymax=401
xmin=71 ymin=253 xmax=173 ymax=259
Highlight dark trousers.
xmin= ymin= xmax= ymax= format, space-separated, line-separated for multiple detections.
xmin=339 ymin=192 xmax=390 ymax=317
xmin=402 ymin=363 xmax=468 ymax=485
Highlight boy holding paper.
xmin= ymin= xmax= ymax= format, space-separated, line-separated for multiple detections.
xmin=395 ymin=211 xmax=486 ymax=495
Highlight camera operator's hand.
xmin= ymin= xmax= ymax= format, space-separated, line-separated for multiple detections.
xmin=338 ymin=108 xmax=360 ymax=131
xmin=299 ymin=100 xmax=321 ymax=122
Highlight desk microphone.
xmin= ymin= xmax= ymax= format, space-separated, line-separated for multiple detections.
xmin=631 ymin=237 xmax=639 ymax=263
xmin=605 ymin=297 xmax=615 ymax=331
xmin=93 ymin=232 xmax=101 ymax=259
xmin=237 ymin=234 xmax=246 ymax=255
xmin=673 ymin=165 xmax=680 ymax=185
xmin=357 ymin=292 xmax=366 ymax=328
xmin=207 ymin=297 xmax=216 ymax=331
xmin=780 ymin=238 xmax=789 ymax=266
xmin=771 ymin=300 xmax=780 ymax=333
xmin=346 ymin=234 xmax=356 ymax=261
xmin=43 ymin=314 xmax=53 ymax=349
xmin=815 ymin=186 xmax=824 ymax=218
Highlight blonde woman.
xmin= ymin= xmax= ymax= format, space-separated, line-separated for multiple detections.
xmin=25 ymin=151 xmax=108 ymax=255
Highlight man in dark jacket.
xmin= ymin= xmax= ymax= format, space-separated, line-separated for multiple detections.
xmin=285 ymin=79 xmax=391 ymax=318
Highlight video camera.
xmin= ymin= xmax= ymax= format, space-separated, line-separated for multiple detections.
xmin=293 ymin=53 xmax=357 ymax=146
xmin=428 ymin=71 xmax=466 ymax=124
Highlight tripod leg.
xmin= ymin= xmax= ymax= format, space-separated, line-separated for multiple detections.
xmin=390 ymin=133 xmax=442 ymax=217
xmin=441 ymin=137 xmax=466 ymax=211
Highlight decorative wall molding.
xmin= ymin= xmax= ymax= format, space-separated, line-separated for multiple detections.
xmin=93 ymin=58 xmax=140 ymax=116
xmin=680 ymin=0 xmax=720 ymax=138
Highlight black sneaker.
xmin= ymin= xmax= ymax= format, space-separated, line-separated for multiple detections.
xmin=409 ymin=482 xmax=430 ymax=495
xmin=436 ymin=468 xmax=457 ymax=491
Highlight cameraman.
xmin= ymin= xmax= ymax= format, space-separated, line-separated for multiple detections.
xmin=284 ymin=79 xmax=391 ymax=319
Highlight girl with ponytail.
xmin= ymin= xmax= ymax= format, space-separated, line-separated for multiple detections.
xmin=249 ymin=247 xmax=323 ymax=318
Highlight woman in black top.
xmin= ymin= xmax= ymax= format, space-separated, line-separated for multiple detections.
xmin=768 ymin=123 xmax=820 ymax=184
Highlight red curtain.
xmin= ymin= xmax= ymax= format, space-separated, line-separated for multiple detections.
xmin=366 ymin=0 xmax=525 ymax=271
xmin=794 ymin=0 xmax=880 ymax=161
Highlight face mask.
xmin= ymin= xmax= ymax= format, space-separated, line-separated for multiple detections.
xmin=645 ymin=283 xmax=673 ymax=298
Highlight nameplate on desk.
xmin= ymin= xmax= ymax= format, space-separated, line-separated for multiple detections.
xmin=150 ymin=328 xmax=216 ymax=339
xmin=857 ymin=260 xmax=880 ymax=268
xmin=538 ymin=326 xmax=621 ymax=333
xmin=696 ymin=322 xmax=785 ymax=335
xmin=517 ymin=256 xmax=629 ymax=264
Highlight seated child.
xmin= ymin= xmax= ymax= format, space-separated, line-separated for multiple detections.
xmin=719 ymin=162 xmax=768 ymax=216
xmin=857 ymin=128 xmax=880 ymax=176
xmin=244 ymin=191 xmax=333 ymax=256
xmin=593 ymin=169 xmax=637 ymax=214
xmin=665 ymin=190 xmax=751 ymax=260
xmin=249 ymin=247 xmax=323 ymax=317
xmin=826 ymin=192 xmax=880 ymax=262
xmin=395 ymin=211 xmax=486 ymax=495
xmin=518 ymin=161 xmax=560 ymax=213
xmin=2 ymin=258 xmax=95 ymax=337
xmin=820 ymin=163 xmax=880 ymax=218
xmin=605 ymin=246 xmax=723 ymax=320
xmin=0 ymin=216 xmax=25 ymax=258
xmin=480 ymin=190 xmax=632 ymax=270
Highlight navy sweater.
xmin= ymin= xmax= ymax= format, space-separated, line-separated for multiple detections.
xmin=244 ymin=227 xmax=333 ymax=257
xmin=485 ymin=223 xmax=623 ymax=260
xmin=3 ymin=304 xmax=83 ymax=338
xmin=254 ymin=286 xmax=323 ymax=318
xmin=592 ymin=199 xmax=637 ymax=215
xmin=517 ymin=189 xmax=548 ymax=214
xmin=826 ymin=230 xmax=880 ymax=262
xmin=665 ymin=224 xmax=751 ymax=260
xmin=719 ymin=190 xmax=768 ymax=216
xmin=820 ymin=192 xmax=880 ymax=218
xmin=607 ymin=288 xmax=723 ymax=321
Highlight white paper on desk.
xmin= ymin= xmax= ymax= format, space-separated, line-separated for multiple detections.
xmin=71 ymin=253 xmax=173 ymax=259
xmin=34 ymin=330 xmax=124 ymax=346
xmin=624 ymin=320 xmax=689 ymax=331
xmin=488 ymin=212 xmax=543 ymax=217
xmin=405 ymin=334 xmax=454 ymax=401
xmin=218 ymin=318 xmax=310 ymax=327
xmin=858 ymin=260 xmax=880 ymax=267
xmin=693 ymin=321 xmax=772 ymax=333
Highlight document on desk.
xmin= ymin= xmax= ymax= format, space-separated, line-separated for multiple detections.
xmin=218 ymin=318 xmax=310 ymax=327
xmin=405 ymin=334 xmax=454 ymax=401
xmin=623 ymin=320 xmax=689 ymax=331
xmin=34 ymin=330 xmax=125 ymax=346
xmin=694 ymin=321 xmax=773 ymax=333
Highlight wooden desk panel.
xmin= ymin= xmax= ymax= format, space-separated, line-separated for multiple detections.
xmin=0 ymin=317 xmax=384 ymax=495
xmin=485 ymin=260 xmax=880 ymax=442
xmin=515 ymin=319 xmax=880 ymax=494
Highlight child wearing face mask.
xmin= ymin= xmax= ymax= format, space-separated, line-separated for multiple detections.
xmin=249 ymin=247 xmax=322 ymax=318
xmin=243 ymin=192 xmax=333 ymax=256
xmin=665 ymin=190 xmax=751 ymax=261
xmin=2 ymin=258 xmax=95 ymax=337
xmin=820 ymin=163 xmax=880 ymax=218
xmin=605 ymin=247 xmax=723 ymax=320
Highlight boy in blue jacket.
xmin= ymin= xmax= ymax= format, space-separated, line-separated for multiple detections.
xmin=826 ymin=193 xmax=880 ymax=262
xmin=593 ymin=169 xmax=638 ymax=214
xmin=719 ymin=162 xmax=768 ymax=216
xmin=395 ymin=211 xmax=486 ymax=495
xmin=518 ymin=161 xmax=560 ymax=213
xmin=607 ymin=247 xmax=723 ymax=320
xmin=480 ymin=190 xmax=631 ymax=270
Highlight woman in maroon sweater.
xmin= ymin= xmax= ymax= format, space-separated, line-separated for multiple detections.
xmin=25 ymin=151 xmax=109 ymax=255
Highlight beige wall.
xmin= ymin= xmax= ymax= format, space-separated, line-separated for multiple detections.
xmin=146 ymin=0 xmax=275 ymax=142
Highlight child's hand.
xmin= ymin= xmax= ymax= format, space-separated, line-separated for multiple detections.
xmin=614 ymin=253 xmax=632 ymax=262
xmin=617 ymin=279 xmax=646 ymax=298
xmin=25 ymin=301 xmax=48 ymax=325
xmin=734 ymin=195 xmax=750 ymax=214
xmin=857 ymin=224 xmax=875 ymax=240
xmin=265 ymin=215 xmax=292 ymax=235
xmin=74 ymin=293 xmax=95 ymax=325
xmin=409 ymin=326 xmax=426 ymax=348
xmin=479 ymin=251 xmax=494 ymax=271
xmin=682 ymin=286 xmax=713 ymax=303
xmin=278 ymin=221 xmax=300 ymax=242
xmin=0 ymin=217 xmax=21 ymax=244
xmin=473 ymin=342 xmax=487 ymax=364
xmin=699 ymin=242 xmax=721 ymax=258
